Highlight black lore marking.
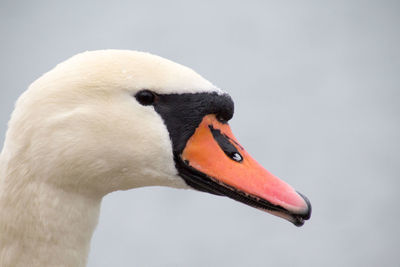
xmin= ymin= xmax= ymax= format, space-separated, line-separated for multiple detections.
xmin=152 ymin=92 xmax=234 ymax=154
xmin=208 ymin=125 xmax=243 ymax=162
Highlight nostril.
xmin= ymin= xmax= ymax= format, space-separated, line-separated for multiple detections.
xmin=231 ymin=152 xmax=242 ymax=162
xmin=208 ymin=125 xmax=243 ymax=163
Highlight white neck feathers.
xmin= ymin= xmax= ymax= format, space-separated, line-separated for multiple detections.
xmin=0 ymin=157 xmax=101 ymax=267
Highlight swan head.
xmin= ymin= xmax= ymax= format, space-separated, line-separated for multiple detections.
xmin=3 ymin=50 xmax=311 ymax=226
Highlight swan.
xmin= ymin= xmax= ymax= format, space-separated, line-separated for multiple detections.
xmin=0 ymin=50 xmax=311 ymax=267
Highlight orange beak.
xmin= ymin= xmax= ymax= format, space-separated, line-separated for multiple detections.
xmin=178 ymin=114 xmax=311 ymax=226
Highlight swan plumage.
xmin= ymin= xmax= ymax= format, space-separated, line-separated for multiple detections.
xmin=0 ymin=50 xmax=310 ymax=267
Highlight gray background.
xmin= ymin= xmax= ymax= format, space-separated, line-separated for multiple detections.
xmin=1 ymin=1 xmax=399 ymax=266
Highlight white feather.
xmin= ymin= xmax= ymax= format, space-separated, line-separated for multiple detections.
xmin=0 ymin=50 xmax=221 ymax=267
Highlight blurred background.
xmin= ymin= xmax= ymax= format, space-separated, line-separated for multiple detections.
xmin=1 ymin=1 xmax=399 ymax=266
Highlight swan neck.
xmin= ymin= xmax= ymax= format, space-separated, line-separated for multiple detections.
xmin=0 ymin=164 xmax=102 ymax=267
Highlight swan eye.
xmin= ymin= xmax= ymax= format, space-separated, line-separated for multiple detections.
xmin=135 ymin=90 xmax=155 ymax=106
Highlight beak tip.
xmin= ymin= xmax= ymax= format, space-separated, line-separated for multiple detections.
xmin=296 ymin=191 xmax=312 ymax=220
xmin=293 ymin=219 xmax=305 ymax=227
